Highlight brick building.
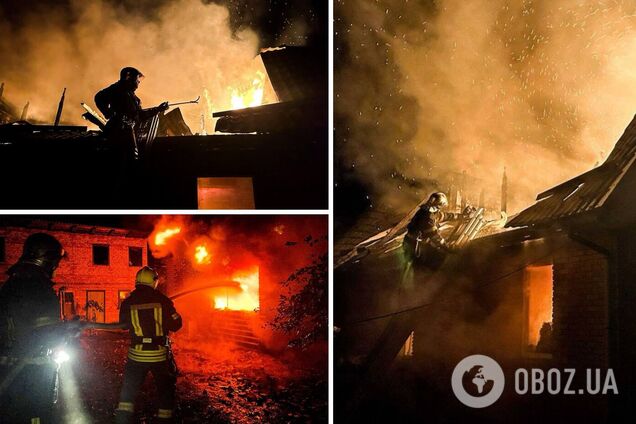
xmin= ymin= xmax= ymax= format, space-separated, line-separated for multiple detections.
xmin=0 ymin=220 xmax=149 ymax=323
xmin=335 ymin=115 xmax=636 ymax=422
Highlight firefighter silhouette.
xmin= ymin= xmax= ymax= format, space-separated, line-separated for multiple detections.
xmin=404 ymin=192 xmax=464 ymax=269
xmin=0 ymin=233 xmax=67 ymax=423
xmin=95 ymin=67 xmax=169 ymax=135
xmin=115 ymin=266 xmax=182 ymax=423
xmin=94 ymin=67 xmax=169 ymax=206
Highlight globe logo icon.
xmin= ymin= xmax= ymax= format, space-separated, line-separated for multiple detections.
xmin=451 ymin=355 xmax=505 ymax=408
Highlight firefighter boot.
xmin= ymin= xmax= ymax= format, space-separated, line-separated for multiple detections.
xmin=115 ymin=401 xmax=134 ymax=424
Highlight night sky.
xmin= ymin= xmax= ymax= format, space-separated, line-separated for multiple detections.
xmin=0 ymin=0 xmax=327 ymax=48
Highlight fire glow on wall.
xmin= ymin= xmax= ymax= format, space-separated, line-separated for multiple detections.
xmin=524 ymin=265 xmax=554 ymax=351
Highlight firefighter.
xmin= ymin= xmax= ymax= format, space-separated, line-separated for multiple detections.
xmin=115 ymin=266 xmax=182 ymax=424
xmin=94 ymin=67 xmax=169 ymax=206
xmin=404 ymin=192 xmax=472 ymax=268
xmin=0 ymin=233 xmax=67 ymax=424
xmin=95 ymin=67 xmax=169 ymax=134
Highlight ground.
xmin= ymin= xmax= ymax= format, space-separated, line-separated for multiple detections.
xmin=58 ymin=331 xmax=327 ymax=423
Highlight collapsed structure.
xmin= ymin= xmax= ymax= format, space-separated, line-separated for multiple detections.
xmin=335 ymin=115 xmax=636 ymax=422
xmin=0 ymin=46 xmax=327 ymax=209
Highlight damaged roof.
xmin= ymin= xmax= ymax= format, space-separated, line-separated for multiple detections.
xmin=507 ymin=114 xmax=636 ymax=228
xmin=0 ymin=218 xmax=148 ymax=238
xmin=260 ymin=46 xmax=327 ymax=102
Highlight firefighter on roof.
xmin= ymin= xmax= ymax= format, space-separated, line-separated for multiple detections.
xmin=0 ymin=233 xmax=68 ymax=424
xmin=115 ymin=266 xmax=182 ymax=424
xmin=95 ymin=67 xmax=169 ymax=133
xmin=404 ymin=192 xmax=473 ymax=268
xmin=94 ymin=67 xmax=169 ymax=206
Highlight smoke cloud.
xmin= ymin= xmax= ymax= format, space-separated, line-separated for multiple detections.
xmin=0 ymin=0 xmax=283 ymax=133
xmin=336 ymin=0 xmax=636 ymax=214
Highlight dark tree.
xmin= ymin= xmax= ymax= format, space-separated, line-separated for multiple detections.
xmin=270 ymin=236 xmax=327 ymax=350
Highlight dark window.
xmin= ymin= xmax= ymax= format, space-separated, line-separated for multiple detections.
xmin=92 ymin=245 xmax=109 ymax=265
xmin=0 ymin=237 xmax=5 ymax=263
xmin=129 ymin=247 xmax=143 ymax=267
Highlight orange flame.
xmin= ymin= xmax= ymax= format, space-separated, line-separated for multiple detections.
xmin=526 ymin=266 xmax=553 ymax=347
xmin=213 ymin=268 xmax=259 ymax=311
xmin=194 ymin=245 xmax=211 ymax=265
xmin=230 ymin=71 xmax=265 ymax=110
xmin=155 ymin=227 xmax=181 ymax=246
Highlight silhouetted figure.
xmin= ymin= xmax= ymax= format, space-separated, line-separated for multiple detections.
xmin=94 ymin=67 xmax=168 ymax=206
xmin=95 ymin=67 xmax=168 ymax=134
xmin=404 ymin=192 xmax=467 ymax=269
xmin=536 ymin=322 xmax=553 ymax=353
xmin=0 ymin=233 xmax=66 ymax=423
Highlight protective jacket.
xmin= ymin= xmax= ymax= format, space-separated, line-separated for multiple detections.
xmin=406 ymin=206 xmax=461 ymax=244
xmin=0 ymin=262 xmax=60 ymax=357
xmin=0 ymin=262 xmax=61 ymax=424
xmin=119 ymin=285 xmax=182 ymax=363
xmin=116 ymin=285 xmax=182 ymax=423
xmin=95 ymin=81 xmax=143 ymax=123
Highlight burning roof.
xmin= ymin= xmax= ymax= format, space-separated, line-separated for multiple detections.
xmin=213 ymin=46 xmax=327 ymax=134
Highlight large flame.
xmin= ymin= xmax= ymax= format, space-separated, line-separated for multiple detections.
xmin=213 ymin=268 xmax=259 ymax=312
xmin=155 ymin=227 xmax=181 ymax=246
xmin=230 ymin=71 xmax=265 ymax=110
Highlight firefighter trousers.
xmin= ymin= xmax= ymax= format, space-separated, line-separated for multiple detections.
xmin=115 ymin=358 xmax=177 ymax=424
xmin=0 ymin=363 xmax=57 ymax=424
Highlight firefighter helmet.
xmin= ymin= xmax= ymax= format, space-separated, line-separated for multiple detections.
xmin=426 ymin=192 xmax=449 ymax=208
xmin=19 ymin=233 xmax=65 ymax=276
xmin=120 ymin=67 xmax=144 ymax=81
xmin=136 ymin=266 xmax=159 ymax=288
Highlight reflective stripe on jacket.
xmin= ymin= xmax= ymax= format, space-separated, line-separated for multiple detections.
xmin=119 ymin=286 xmax=182 ymax=363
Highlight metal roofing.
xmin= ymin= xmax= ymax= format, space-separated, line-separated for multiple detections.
xmin=260 ymin=46 xmax=327 ymax=102
xmin=507 ymin=115 xmax=636 ymax=228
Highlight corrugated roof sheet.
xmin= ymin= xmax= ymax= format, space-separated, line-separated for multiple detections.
xmin=507 ymin=114 xmax=636 ymax=228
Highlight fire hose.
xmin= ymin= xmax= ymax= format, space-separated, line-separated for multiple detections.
xmin=0 ymin=282 xmax=229 ymax=398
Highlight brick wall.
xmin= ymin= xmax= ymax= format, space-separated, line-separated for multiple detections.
xmin=0 ymin=226 xmax=148 ymax=323
xmin=552 ymin=240 xmax=609 ymax=368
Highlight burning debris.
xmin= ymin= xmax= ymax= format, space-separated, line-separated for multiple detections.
xmin=0 ymin=1 xmax=327 ymax=210
xmin=335 ymin=110 xmax=636 ymax=423
xmin=0 ymin=215 xmax=327 ymax=423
